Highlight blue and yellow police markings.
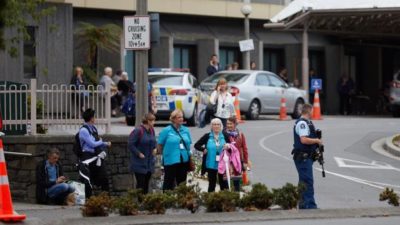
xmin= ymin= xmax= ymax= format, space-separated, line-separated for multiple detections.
xmin=154 ymin=87 xmax=184 ymax=110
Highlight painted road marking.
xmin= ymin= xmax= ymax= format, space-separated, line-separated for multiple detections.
xmin=259 ymin=131 xmax=400 ymax=192
xmin=335 ymin=157 xmax=400 ymax=172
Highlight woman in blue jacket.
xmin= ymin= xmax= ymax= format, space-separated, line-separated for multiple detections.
xmin=128 ymin=113 xmax=156 ymax=194
xmin=194 ymin=118 xmax=230 ymax=192
xmin=157 ymin=109 xmax=192 ymax=191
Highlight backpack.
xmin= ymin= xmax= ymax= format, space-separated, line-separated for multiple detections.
xmin=73 ymin=125 xmax=92 ymax=158
xmin=129 ymin=126 xmax=155 ymax=145
xmin=122 ymin=93 xmax=136 ymax=116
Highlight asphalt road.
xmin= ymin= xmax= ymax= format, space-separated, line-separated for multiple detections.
xmin=190 ymin=115 xmax=399 ymax=209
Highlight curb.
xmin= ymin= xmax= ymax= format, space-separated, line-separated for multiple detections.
xmin=14 ymin=207 xmax=400 ymax=225
xmin=384 ymin=135 xmax=400 ymax=158
xmin=371 ymin=137 xmax=400 ymax=161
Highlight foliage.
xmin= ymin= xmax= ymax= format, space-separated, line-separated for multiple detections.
xmin=27 ymin=95 xmax=44 ymax=115
xmin=80 ymin=65 xmax=98 ymax=86
xmin=272 ymin=183 xmax=302 ymax=210
xmin=81 ymin=192 xmax=113 ymax=217
xmin=202 ymin=190 xmax=240 ymax=212
xmin=393 ymin=135 xmax=400 ymax=147
xmin=112 ymin=189 xmax=143 ymax=216
xmin=379 ymin=187 xmax=399 ymax=207
xmin=174 ymin=183 xmax=201 ymax=213
xmin=240 ymin=183 xmax=273 ymax=211
xmin=74 ymin=22 xmax=122 ymax=73
xmin=0 ymin=0 xmax=56 ymax=57
xmin=142 ymin=191 xmax=176 ymax=214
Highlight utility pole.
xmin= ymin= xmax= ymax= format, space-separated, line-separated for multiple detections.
xmin=241 ymin=0 xmax=252 ymax=70
xmin=135 ymin=0 xmax=149 ymax=126
xmin=302 ymin=21 xmax=309 ymax=102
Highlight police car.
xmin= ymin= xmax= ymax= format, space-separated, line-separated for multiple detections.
xmin=148 ymin=69 xmax=202 ymax=126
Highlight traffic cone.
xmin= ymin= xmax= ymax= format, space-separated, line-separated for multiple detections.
xmin=0 ymin=139 xmax=26 ymax=222
xmin=312 ymin=89 xmax=322 ymax=120
xmin=234 ymin=95 xmax=244 ymax=123
xmin=279 ymin=95 xmax=288 ymax=120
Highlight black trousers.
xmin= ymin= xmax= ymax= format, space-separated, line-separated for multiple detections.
xmin=339 ymin=94 xmax=352 ymax=115
xmin=163 ymin=162 xmax=187 ymax=191
xmin=134 ymin=172 xmax=152 ymax=194
xmin=84 ymin=161 xmax=109 ymax=198
xmin=207 ymin=169 xmax=228 ymax=192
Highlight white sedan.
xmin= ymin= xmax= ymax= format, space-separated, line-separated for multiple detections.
xmin=148 ymin=70 xmax=202 ymax=126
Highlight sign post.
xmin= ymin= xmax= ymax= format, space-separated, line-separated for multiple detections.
xmin=124 ymin=0 xmax=150 ymax=126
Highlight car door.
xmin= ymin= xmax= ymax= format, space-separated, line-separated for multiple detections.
xmin=267 ymin=73 xmax=286 ymax=112
xmin=255 ymin=73 xmax=275 ymax=113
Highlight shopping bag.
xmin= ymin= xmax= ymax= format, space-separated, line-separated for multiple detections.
xmin=67 ymin=180 xmax=85 ymax=205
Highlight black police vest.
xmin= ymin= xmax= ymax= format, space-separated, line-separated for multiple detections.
xmin=293 ymin=118 xmax=317 ymax=153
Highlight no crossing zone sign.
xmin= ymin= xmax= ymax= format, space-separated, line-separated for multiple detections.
xmin=124 ymin=16 xmax=150 ymax=50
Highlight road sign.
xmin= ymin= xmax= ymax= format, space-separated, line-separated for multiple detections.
xmin=124 ymin=16 xmax=150 ymax=50
xmin=239 ymin=39 xmax=254 ymax=52
xmin=311 ymin=78 xmax=322 ymax=91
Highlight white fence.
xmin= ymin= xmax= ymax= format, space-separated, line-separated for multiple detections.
xmin=0 ymin=79 xmax=111 ymax=135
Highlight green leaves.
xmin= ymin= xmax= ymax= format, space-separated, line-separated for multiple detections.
xmin=379 ymin=187 xmax=399 ymax=207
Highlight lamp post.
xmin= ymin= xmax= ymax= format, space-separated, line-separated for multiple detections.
xmin=241 ymin=1 xmax=252 ymax=70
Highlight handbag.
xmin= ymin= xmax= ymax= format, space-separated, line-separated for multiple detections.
xmin=171 ymin=125 xmax=195 ymax=172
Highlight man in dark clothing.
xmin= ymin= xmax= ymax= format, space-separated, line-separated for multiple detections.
xmin=206 ymin=54 xmax=220 ymax=76
xmin=36 ymin=148 xmax=75 ymax=205
xmin=337 ymin=74 xmax=355 ymax=115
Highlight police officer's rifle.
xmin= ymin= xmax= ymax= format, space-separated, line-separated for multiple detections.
xmin=315 ymin=129 xmax=325 ymax=177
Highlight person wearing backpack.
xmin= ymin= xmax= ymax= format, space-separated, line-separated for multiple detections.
xmin=128 ymin=113 xmax=157 ymax=194
xmin=78 ymin=108 xmax=112 ymax=198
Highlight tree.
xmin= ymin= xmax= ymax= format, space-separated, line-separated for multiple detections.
xmin=0 ymin=0 xmax=55 ymax=57
xmin=74 ymin=22 xmax=122 ymax=74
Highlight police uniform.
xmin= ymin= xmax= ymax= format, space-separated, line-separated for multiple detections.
xmin=293 ymin=118 xmax=318 ymax=209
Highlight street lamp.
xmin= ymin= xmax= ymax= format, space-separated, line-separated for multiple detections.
xmin=241 ymin=0 xmax=252 ymax=70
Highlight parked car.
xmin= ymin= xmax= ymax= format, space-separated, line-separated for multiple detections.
xmin=200 ymin=70 xmax=307 ymax=120
xmin=148 ymin=69 xmax=202 ymax=126
xmin=389 ymin=71 xmax=400 ymax=117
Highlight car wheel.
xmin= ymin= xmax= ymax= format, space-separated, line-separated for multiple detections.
xmin=246 ymin=100 xmax=260 ymax=120
xmin=126 ymin=116 xmax=135 ymax=126
xmin=291 ymin=99 xmax=304 ymax=119
xmin=187 ymin=104 xmax=198 ymax=127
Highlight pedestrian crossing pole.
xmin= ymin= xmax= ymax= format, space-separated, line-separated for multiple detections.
xmin=135 ymin=0 xmax=149 ymax=126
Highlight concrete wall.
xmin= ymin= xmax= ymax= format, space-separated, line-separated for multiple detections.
xmin=0 ymin=3 xmax=73 ymax=87
xmin=151 ymin=36 xmax=174 ymax=69
xmin=197 ymin=39 xmax=219 ymax=81
xmin=3 ymin=135 xmax=162 ymax=203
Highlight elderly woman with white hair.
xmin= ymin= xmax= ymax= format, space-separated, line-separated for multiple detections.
xmin=194 ymin=118 xmax=230 ymax=192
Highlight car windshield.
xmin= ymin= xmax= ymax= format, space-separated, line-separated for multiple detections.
xmin=148 ymin=75 xmax=183 ymax=86
xmin=202 ymin=73 xmax=250 ymax=84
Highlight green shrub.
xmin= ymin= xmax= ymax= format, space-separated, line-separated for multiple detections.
xmin=112 ymin=189 xmax=143 ymax=216
xmin=202 ymin=191 xmax=240 ymax=212
xmin=81 ymin=192 xmax=113 ymax=217
xmin=174 ymin=183 xmax=201 ymax=213
xmin=272 ymin=183 xmax=301 ymax=210
xmin=142 ymin=191 xmax=176 ymax=214
xmin=379 ymin=187 xmax=399 ymax=207
xmin=240 ymin=183 xmax=273 ymax=210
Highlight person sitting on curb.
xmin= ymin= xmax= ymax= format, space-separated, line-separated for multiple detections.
xmin=36 ymin=148 xmax=75 ymax=205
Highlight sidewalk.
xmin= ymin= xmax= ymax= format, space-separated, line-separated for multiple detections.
xmin=12 ymin=202 xmax=400 ymax=225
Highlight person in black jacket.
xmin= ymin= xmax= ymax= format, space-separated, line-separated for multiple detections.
xmin=36 ymin=148 xmax=75 ymax=205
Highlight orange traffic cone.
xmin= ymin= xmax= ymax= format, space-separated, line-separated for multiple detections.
xmin=279 ymin=94 xmax=288 ymax=120
xmin=234 ymin=95 xmax=244 ymax=123
xmin=0 ymin=139 xmax=26 ymax=222
xmin=312 ymin=89 xmax=322 ymax=120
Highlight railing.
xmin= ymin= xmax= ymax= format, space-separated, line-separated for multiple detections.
xmin=0 ymin=79 xmax=111 ymax=135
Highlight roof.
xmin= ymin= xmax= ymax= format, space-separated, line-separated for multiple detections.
xmin=266 ymin=0 xmax=400 ymax=38
xmin=271 ymin=0 xmax=400 ymax=22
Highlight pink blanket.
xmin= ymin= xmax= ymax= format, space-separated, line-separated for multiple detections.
xmin=218 ymin=143 xmax=242 ymax=175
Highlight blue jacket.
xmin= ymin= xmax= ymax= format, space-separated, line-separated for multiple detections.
xmin=79 ymin=123 xmax=107 ymax=154
xmin=158 ymin=125 xmax=192 ymax=166
xmin=128 ymin=125 xmax=156 ymax=174
xmin=194 ymin=131 xmax=229 ymax=170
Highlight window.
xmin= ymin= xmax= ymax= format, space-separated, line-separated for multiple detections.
xmin=148 ymin=75 xmax=183 ymax=86
xmin=263 ymin=48 xmax=285 ymax=74
xmin=202 ymin=73 xmax=249 ymax=84
xmin=219 ymin=47 xmax=241 ymax=70
xmin=24 ymin=26 xmax=37 ymax=78
xmin=174 ymin=45 xmax=196 ymax=74
xmin=255 ymin=74 xmax=269 ymax=86
xmin=268 ymin=74 xmax=286 ymax=87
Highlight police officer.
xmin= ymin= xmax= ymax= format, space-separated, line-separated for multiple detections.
xmin=292 ymin=103 xmax=322 ymax=209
